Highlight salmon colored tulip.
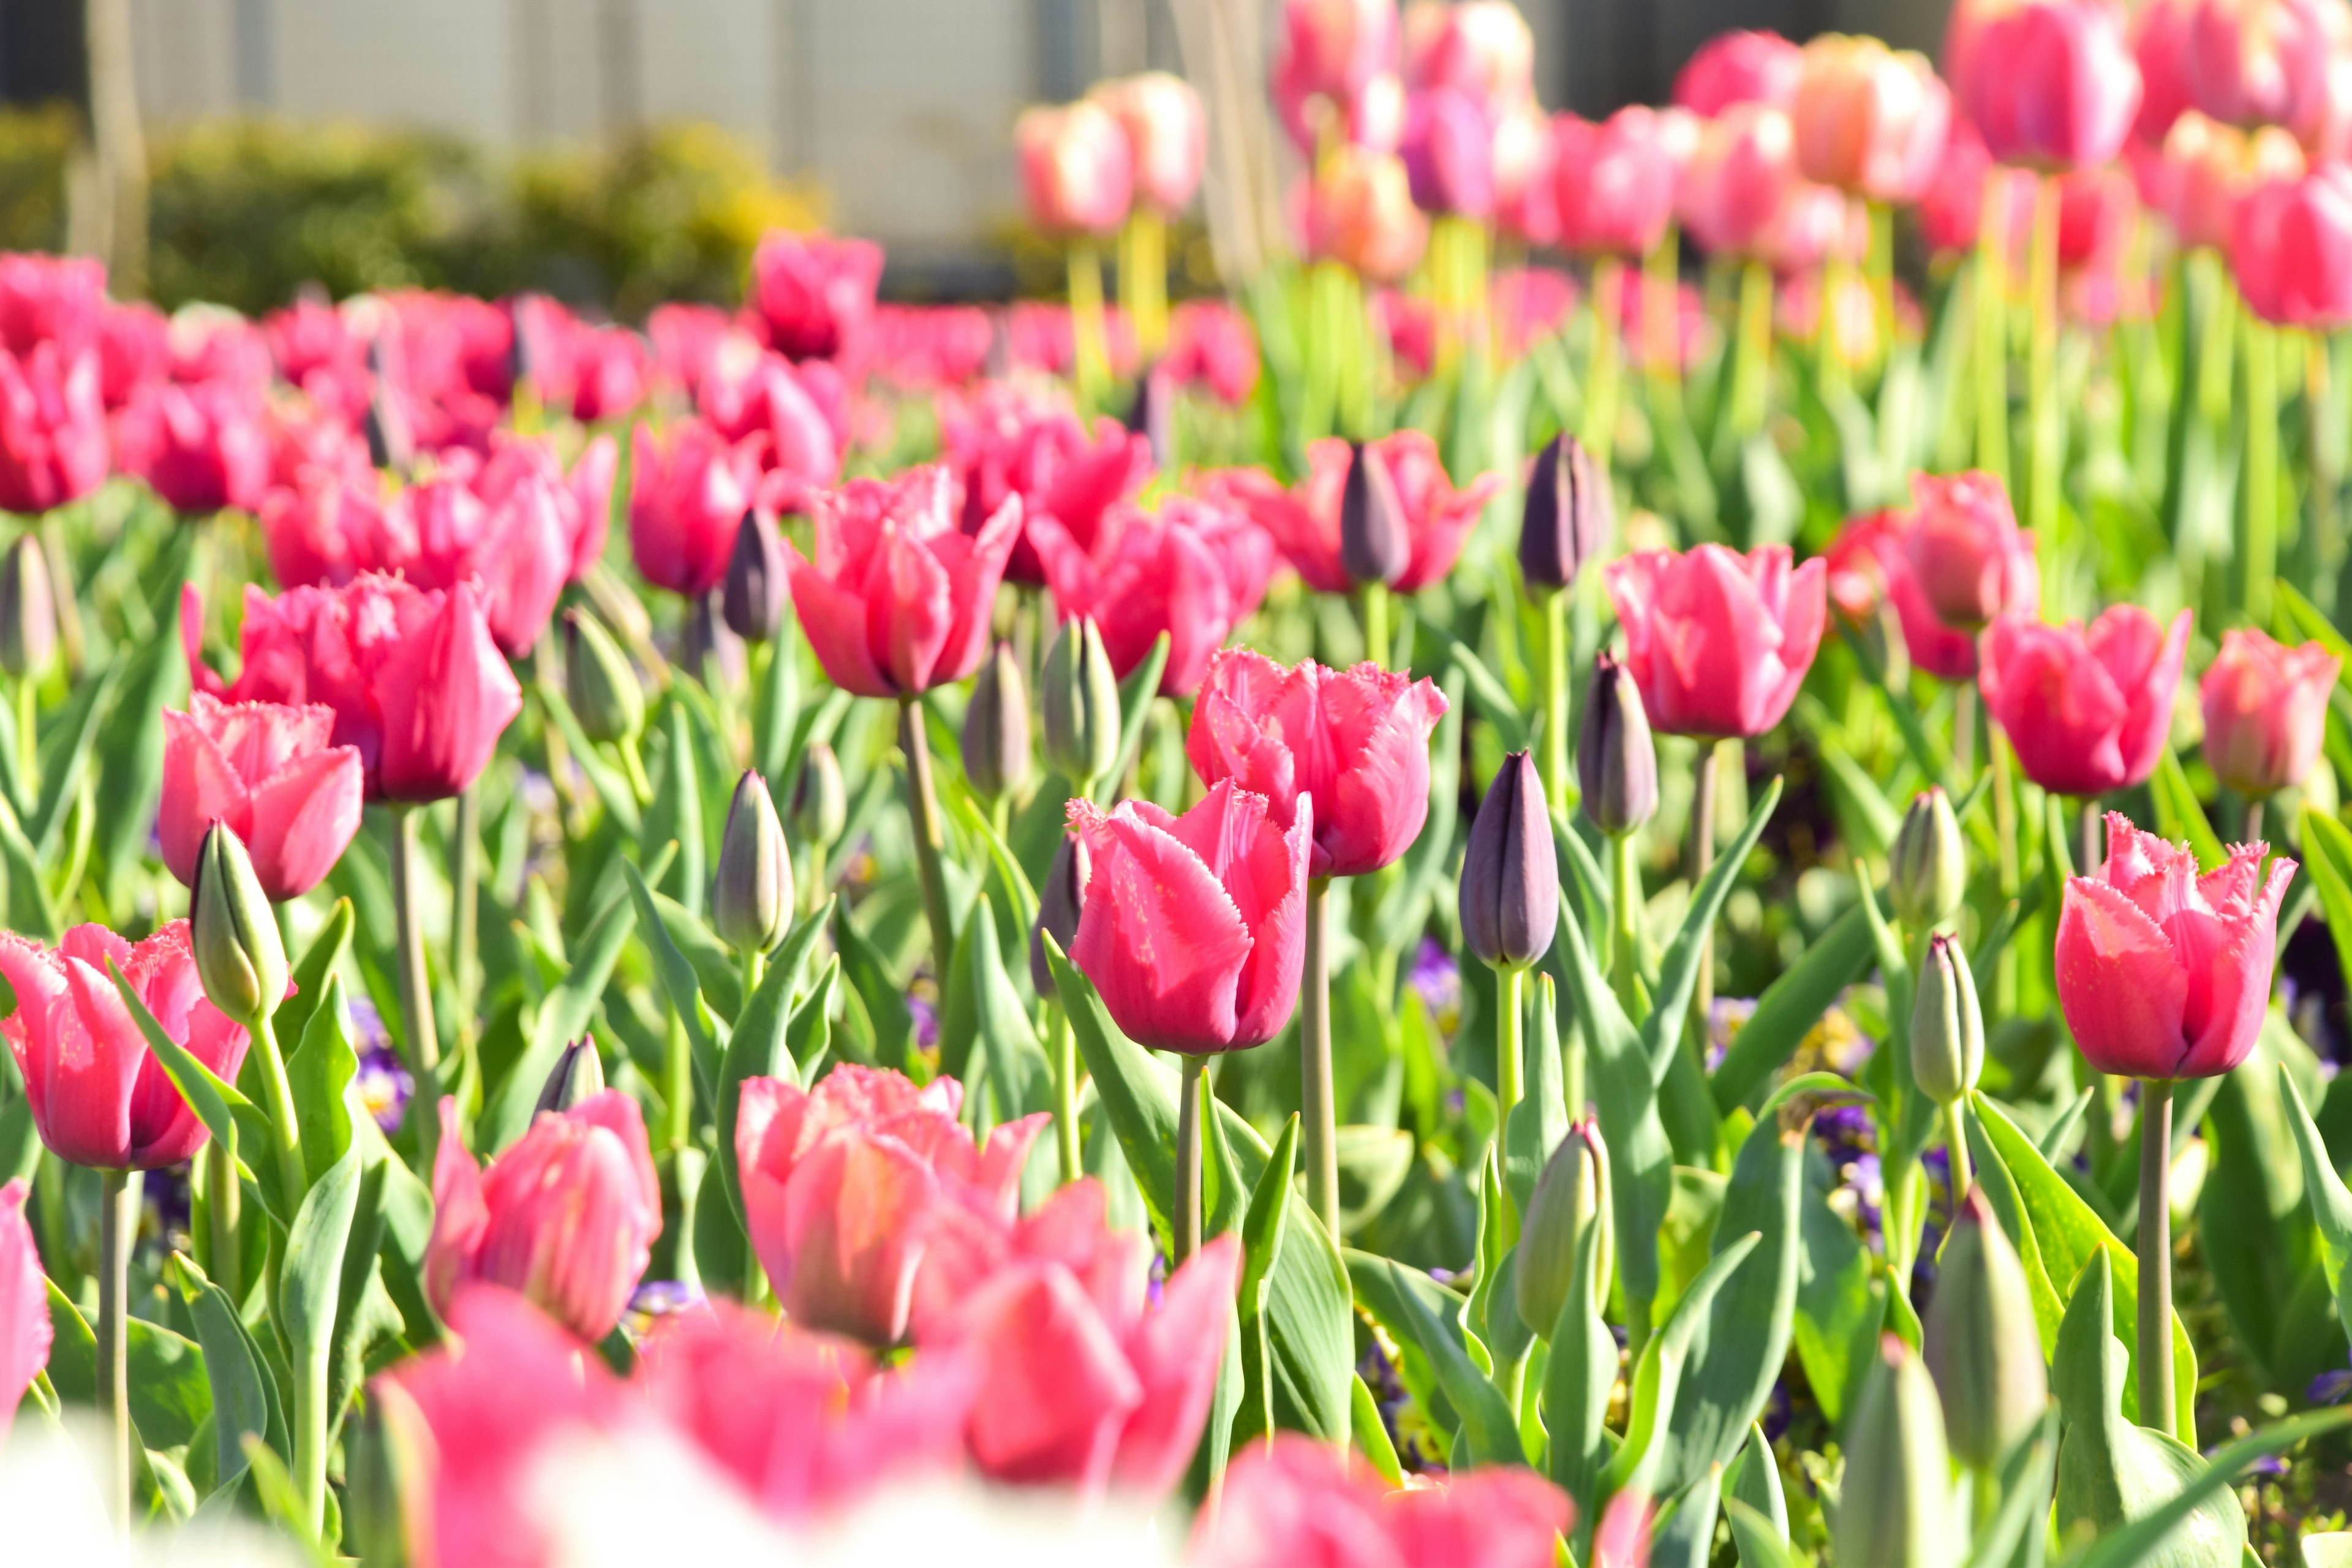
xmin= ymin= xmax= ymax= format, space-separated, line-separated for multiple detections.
xmin=1031 ymin=496 xmax=1274 ymax=697
xmin=2057 ymin=815 xmax=2295 ymax=1079
xmin=784 ymin=466 xmax=1023 ymax=698
xmin=189 ymin=574 xmax=524 ymax=803
xmin=1979 ymin=605 xmax=2192 ymax=796
xmin=1188 ymin=649 xmax=1449 ymax=878
xmin=159 ymin=693 xmax=363 ymax=902
xmin=0 ymin=343 xmax=107 ymax=514
xmin=733 ymin=1066 xmax=1047 ymax=1348
xmin=747 ymin=230 xmax=885 ymax=366
xmin=1093 ymin=72 xmax=1207 ymax=217
xmin=1951 ymin=0 xmax=2143 ymax=170
xmin=1677 ymin=105 xmax=1800 ymax=257
xmin=1409 ymin=1 xmax=1535 ymax=108
xmin=1067 ymin=778 xmax=1312 ymax=1054
xmin=1675 ymin=29 xmax=1806 ymax=115
xmin=1205 ymin=431 xmax=1499 ymax=598
xmin=1907 ymin=470 xmax=2040 ymax=629
xmin=922 ymin=1180 xmax=1238 ymax=1499
xmin=628 ymin=417 xmax=766 ymax=600
xmin=0 ymin=921 xmax=251 ymax=1171
xmin=1304 ymin=146 xmax=1431 ymax=282
xmin=1792 ymin=36 xmax=1951 ymax=202
xmin=937 ymin=384 xmax=1154 ymax=584
xmin=0 ymin=1178 xmax=43 ymax=1446
xmin=425 ymin=1092 xmax=660 ymax=1344
xmin=2231 ymin=162 xmax=2352 ymax=326
xmin=1824 ymin=510 xmax=1986 ymax=681
xmin=2200 ymin=627 xmax=2342 ymax=795
xmin=1017 ymin=100 xmax=1135 ymax=236
xmin=2155 ymin=111 xmax=2305 ymax=249
xmin=1604 ymin=543 xmax=1829 ymax=738
xmin=1553 ymin=107 xmax=1679 ymax=256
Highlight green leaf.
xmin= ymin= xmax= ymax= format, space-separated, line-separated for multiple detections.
xmin=650 ymin=889 xmax=744 ymax=1023
xmin=1793 ymin=1147 xmax=1883 ymax=1427
xmin=1109 ymin=633 xmax=1171 ymax=791
xmin=2149 ymin=750 xmax=2226 ymax=873
xmin=282 ymin=1147 xmax=363 ymax=1365
xmin=1351 ymin=1373 xmax=1404 ymax=1487
xmin=30 ymin=653 xmax=120 ymax=858
xmin=1654 ymin=1466 xmax=1725 ymax=1568
xmin=43 ymin=1278 xmax=211 ymax=1450
xmin=834 ymin=903 xmax=915 ymax=1076
xmin=286 ymin=973 xmax=358 ymax=1189
xmin=1437 ymin=630 xmax=1529 ymax=754
xmin=692 ymin=1155 xmax=750 ymax=1298
xmin=624 ymin=859 xmax=722 ymax=1112
xmin=1542 ymin=1212 xmax=1621 ymax=1525
xmin=1711 ymin=899 xmax=1877 ymax=1113
xmin=1234 ymin=1117 xmax=1300 ymax=1448
xmin=94 ymin=627 xmax=186 ymax=911
xmin=532 ymin=680 xmax=641 ymax=837
xmin=2302 ymin=809 xmax=2352 ymax=1007
xmin=481 ymin=887 xmax=636 ymax=1150
xmin=104 ymin=957 xmax=274 ymax=1214
xmin=172 ymin=1253 xmax=286 ymax=1502
xmin=2281 ymin=1066 xmax=2352 ymax=1351
xmin=1604 ymin=1232 xmax=1762 ymax=1508
xmin=1724 ymin=1496 xmax=1800 ymax=1568
xmin=0 ymin=791 xmax=59 ymax=941
xmin=276 ymin=899 xmax=354 ymax=1054
xmin=1642 ymin=778 xmax=1784 ymax=1086
xmin=2071 ymin=1408 xmax=2352 ymax=1568
xmin=1387 ymin=1258 xmax=1525 ymax=1466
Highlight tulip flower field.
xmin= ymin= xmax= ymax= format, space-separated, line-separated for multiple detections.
xmin=21 ymin=1 xmax=2352 ymax=1564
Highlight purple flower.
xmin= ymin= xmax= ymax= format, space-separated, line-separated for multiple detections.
xmin=1409 ymin=937 xmax=1462 ymax=1038
xmin=2310 ymin=1366 xmax=2352 ymax=1406
xmin=350 ymin=997 xmax=414 ymax=1135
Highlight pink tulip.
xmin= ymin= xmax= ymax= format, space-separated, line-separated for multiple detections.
xmin=748 ymin=231 xmax=885 ymax=366
xmin=1604 ymin=543 xmax=1829 ymax=739
xmin=1979 ymin=605 xmax=2192 ymax=796
xmin=1093 ymin=72 xmax=1207 ymax=217
xmin=0 ymin=921 xmax=250 ymax=1171
xmin=472 ymin=431 xmax=618 ymax=582
xmin=865 ymin=303 xmax=995 ymax=390
xmin=2056 ymin=164 xmax=2139 ymax=274
xmin=1906 ymin=470 xmax=2040 ymax=628
xmin=426 ymin=1092 xmax=659 ymax=1343
xmin=159 ymin=693 xmax=363 ymax=902
xmin=2200 ymin=627 xmax=2342 ymax=795
xmin=0 ymin=343 xmax=107 ymax=514
xmin=1492 ymin=266 xmax=1583 ymax=355
xmin=263 ymin=298 xmax=368 ymax=406
xmin=563 ymin=324 xmax=651 ymax=424
xmin=191 ymin=575 xmax=524 ymax=802
xmin=1017 ymin=100 xmax=1135 ymax=236
xmin=937 ymin=384 xmax=1154 ymax=584
xmin=628 ymin=417 xmax=766 ymax=599
xmin=1067 ymin=778 xmax=1311 ymax=1054
xmin=1757 ymin=181 xmax=1868 ymax=274
xmin=734 ymin=1065 xmax=1046 ymax=1347
xmin=2057 ymin=815 xmax=2295 ymax=1079
xmin=97 ymin=302 xmax=170 ymax=412
xmin=1409 ymin=1 xmax=1536 ymax=110
xmin=1401 ymin=86 xmax=1499 ymax=217
xmin=1303 ymin=146 xmax=1431 ymax=282
xmin=0 ymin=1178 xmax=44 ymax=1446
xmin=1191 ymin=1433 xmax=1572 ymax=1568
xmin=1919 ymin=118 xmax=2030 ymax=256
xmin=0 ymin=254 xmax=104 ymax=360
xmin=1825 ymin=509 xmax=1986 ymax=682
xmin=1274 ymin=0 xmax=1400 ymax=110
xmin=1678 ymin=105 xmax=1800 ymax=258
xmin=1675 ymin=30 xmax=1806 ymax=115
xmin=1554 ymin=108 xmax=1680 ymax=256
xmin=1792 ymin=36 xmax=1952 ymax=202
xmin=165 ymin=310 xmax=274 ymax=396
xmin=921 ymin=1180 xmax=1239 ymax=1499
xmin=2231 ymin=163 xmax=2352 ymax=327
xmin=1205 ymin=431 xmax=1499 ymax=598
xmin=647 ymin=302 xmax=735 ymax=399
xmin=1493 ymin=102 xmax=1562 ymax=244
xmin=110 ymin=379 xmax=271 ymax=515
xmin=696 ymin=334 xmax=842 ymax=501
xmin=2185 ymin=0 xmax=2352 ymax=148
xmin=1188 ymin=649 xmax=1449 ymax=878
xmin=1952 ymin=0 xmax=2144 ymax=170
xmin=2157 ymin=111 xmax=2306 ymax=248
xmin=1164 ymin=300 xmax=1262 ymax=405
xmin=2135 ymin=0 xmax=2200 ymax=142
xmin=785 ymin=466 xmax=1022 ymax=698
xmin=1031 ymin=496 xmax=1274 ymax=697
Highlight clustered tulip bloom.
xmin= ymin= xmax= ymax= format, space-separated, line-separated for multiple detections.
xmin=1979 ymin=605 xmax=2191 ymax=796
xmin=2199 ymin=627 xmax=2342 ymax=796
xmin=1675 ymin=29 xmax=1805 ymax=115
xmin=159 ymin=692 xmax=364 ymax=902
xmin=1553 ymin=107 xmax=1680 ymax=255
xmin=0 ymin=1177 xmax=43 ymax=1445
xmin=1032 ymin=496 xmax=1273 ymax=697
xmin=1605 ymin=541 xmax=1829 ymax=738
xmin=0 ymin=922 xmax=250 ymax=1171
xmin=1208 ymin=430 xmax=1498 ymax=600
xmin=628 ymin=418 xmax=767 ymax=600
xmin=695 ymin=333 xmax=845 ymax=502
xmin=937 ymin=385 xmax=1154 ymax=582
xmin=1948 ymin=0 xmax=2144 ymax=170
xmin=2154 ymin=111 xmax=2307 ymax=250
xmin=1091 ymin=71 xmax=1207 ymax=217
xmin=1824 ymin=510 xmax=1985 ymax=681
xmin=0 ymin=342 xmax=108 ymax=515
xmin=1792 ymin=34 xmax=1951 ymax=202
xmin=1677 ymin=105 xmax=1800 ymax=258
xmin=747 ymin=230 xmax=885 ymax=364
xmin=2231 ymin=162 xmax=2352 ymax=327
xmin=110 ymin=379 xmax=270 ymax=516
xmin=2057 ymin=815 xmax=2296 ymax=1079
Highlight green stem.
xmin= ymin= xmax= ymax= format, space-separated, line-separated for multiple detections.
xmin=97 ymin=1167 xmax=136 ymax=1531
xmin=1175 ymin=1052 xmax=1205 ymax=1263
xmin=1642 ymin=227 xmax=1678 ymax=386
xmin=205 ymin=1138 xmax=240 ymax=1308
xmin=1952 ymin=683 xmax=1975 ymax=785
xmin=1975 ymin=188 xmax=2011 ymax=483
xmin=617 ymin=736 xmax=653 ymax=806
xmin=2138 ymin=1077 xmax=2177 ymax=1439
xmin=15 ymin=669 xmax=34 ymax=799
xmin=1945 ymin=1099 xmax=1973 ymax=1204
xmin=390 ymin=806 xmax=440 ymax=1164
xmin=898 ymin=696 xmax=956 ymax=982
xmin=1609 ymin=829 xmax=1645 ymax=1012
xmin=451 ymin=782 xmax=481 ymax=1049
xmin=1691 ymin=742 xmax=1720 ymax=1033
xmin=295 ymin=1275 xmax=329 ymax=1540
xmin=2026 ymin=175 xmax=2062 ymax=571
xmin=1302 ymin=876 xmax=1339 ymax=1236
xmin=663 ymin=1012 xmax=692 ymax=1150
xmin=1496 ymin=962 xmax=1523 ymax=1122
xmin=2079 ymin=796 xmax=2103 ymax=875
xmin=2245 ymin=311 xmax=2280 ymax=627
xmin=1359 ymin=581 xmax=1390 ymax=668
xmin=1583 ymin=255 xmax=1626 ymax=467
xmin=1050 ymin=1001 xmax=1081 ymax=1185
xmin=1539 ymin=587 xmax=1569 ymax=809
xmin=1069 ymin=240 xmax=1110 ymax=415
xmin=247 ymin=1011 xmax=307 ymax=1209
xmin=1729 ymin=260 xmax=1773 ymax=439
xmin=1992 ymin=733 xmax=2019 ymax=1015
xmin=742 ymin=948 xmax=764 ymax=1009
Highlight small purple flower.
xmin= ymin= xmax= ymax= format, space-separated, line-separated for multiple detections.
xmin=1409 ymin=937 xmax=1462 ymax=1038
xmin=350 ymin=997 xmax=414 ymax=1136
xmin=1707 ymin=997 xmax=1758 ymax=1072
xmin=622 ymin=1280 xmax=707 ymax=1341
xmin=2311 ymin=1366 xmax=2352 ymax=1406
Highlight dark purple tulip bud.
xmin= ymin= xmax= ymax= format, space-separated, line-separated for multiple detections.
xmin=0 ymin=532 xmax=56 ymax=680
xmin=961 ymin=641 xmax=1031 ymax=804
xmin=1030 ymin=832 xmax=1091 ymax=996
xmin=713 ymin=769 xmax=791 ymax=957
xmin=507 ymin=293 xmax=538 ymax=390
xmin=790 ymin=741 xmax=846 ymax=850
xmin=1577 ymin=652 xmax=1656 ymax=837
xmin=721 ymin=508 xmax=788 ymax=644
xmin=363 ymin=334 xmax=413 ymax=474
xmin=1124 ymin=366 xmax=1174 ymax=471
xmin=1518 ymin=432 xmax=1610 ymax=592
xmin=533 ymin=1037 xmax=607 ymax=1118
xmin=1459 ymin=751 xmax=1558 ymax=970
xmin=1340 ymin=440 xmax=1410 ymax=588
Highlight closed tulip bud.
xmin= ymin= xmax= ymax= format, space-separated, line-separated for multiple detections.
xmin=1125 ymin=368 xmax=1174 ymax=471
xmin=345 ymin=1382 xmax=434 ymax=1568
xmin=1030 ymin=832 xmax=1091 ymax=996
xmin=1577 ymin=652 xmax=1657 ymax=837
xmin=1910 ymin=932 xmax=1983 ymax=1106
xmin=533 ymin=1037 xmax=607 ymax=1118
xmin=1460 ymin=751 xmax=1559 ymax=970
xmin=1041 ymin=616 xmax=1121 ymax=788
xmin=1836 ymin=1333 xmax=1956 ymax=1568
xmin=1889 ymin=786 xmax=1966 ymax=930
xmin=1517 ymin=1118 xmax=1612 ymax=1338
xmin=720 ymin=507 xmax=788 ymax=643
xmin=713 ymin=771 xmax=791 ymax=957
xmin=191 ymin=821 xmax=288 ymax=1032
xmin=1925 ymin=1187 xmax=2048 ymax=1468
xmin=1340 ymin=440 xmax=1411 ymax=588
xmin=1518 ymin=432 xmax=1610 ymax=592
xmin=564 ymin=608 xmax=644 ymax=746
xmin=0 ymin=533 xmax=54 ymax=680
xmin=790 ymin=740 xmax=846 ymax=850
xmin=961 ymin=641 xmax=1031 ymax=803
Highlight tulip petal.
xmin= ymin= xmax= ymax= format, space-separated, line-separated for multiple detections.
xmin=374 ymin=582 xmax=525 ymax=804
xmin=783 ymin=535 xmax=894 ymax=697
xmin=424 ymin=1099 xmax=490 ymax=1321
xmin=242 ymin=742 xmax=364 ymax=901
xmin=1069 ymin=801 xmax=1254 ymax=1052
xmin=1111 ymin=1232 xmax=1240 ymax=1497
xmin=158 ymin=706 xmax=252 ymax=888
xmin=2056 ymin=875 xmax=2190 ymax=1079
xmin=950 ymin=1262 xmax=1146 ymax=1492
xmin=780 ymin=1131 xmax=938 ymax=1346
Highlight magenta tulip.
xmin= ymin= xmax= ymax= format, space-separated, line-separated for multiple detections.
xmin=0 ymin=343 xmax=107 ymax=514
xmin=1207 ymin=430 xmax=1498 ymax=598
xmin=628 ymin=417 xmax=766 ymax=599
xmin=937 ymin=385 xmax=1154 ymax=584
xmin=159 ymin=693 xmax=363 ymax=902
xmin=1553 ymin=107 xmax=1680 ymax=256
xmin=1906 ymin=470 xmax=2040 ymax=628
xmin=1952 ymin=0 xmax=2143 ymax=170
xmin=111 ymin=379 xmax=271 ymax=515
xmin=1677 ymin=105 xmax=1800 ymax=258
xmin=1401 ymin=87 xmax=1499 ymax=217
xmin=1980 ymin=605 xmax=2192 ymax=796
xmin=2200 ymin=627 xmax=2342 ymax=796
xmin=1675 ymin=30 xmax=1806 ymax=115
xmin=1604 ymin=543 xmax=1828 ymax=738
xmin=0 ymin=1178 xmax=43 ymax=1446
xmin=2231 ymin=163 xmax=2352 ymax=327
xmin=747 ymin=231 xmax=884 ymax=366
xmin=1031 ymin=496 xmax=1273 ymax=697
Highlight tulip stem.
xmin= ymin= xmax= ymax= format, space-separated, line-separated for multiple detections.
xmin=205 ymin=1138 xmax=241 ymax=1308
xmin=390 ymin=806 xmax=440 ymax=1165
xmin=1945 ymin=1098 xmax=1973 ymax=1208
xmin=2245 ymin=311 xmax=2280 ymax=627
xmin=2138 ymin=1077 xmax=2177 ymax=1439
xmin=451 ymin=782 xmax=481 ymax=1048
xmin=1050 ymin=1001 xmax=1082 ymax=1185
xmin=1728 ymin=260 xmax=1773 ymax=442
xmin=1975 ymin=182 xmax=2011 ymax=484
xmin=1583 ymin=255 xmax=1625 ymax=468
xmin=1175 ymin=1052 xmax=1205 ymax=1264
xmin=1951 ymin=684 xmax=1975 ymax=786
xmin=1690 ymin=742 xmax=1719 ymax=1041
xmin=897 ymin=696 xmax=957 ymax=984
xmin=97 ymin=1167 xmax=137 ymax=1531
xmin=1069 ymin=239 xmax=1111 ymax=415
xmin=249 ymin=1009 xmax=309 ymax=1209
xmin=1609 ymin=829 xmax=1645 ymax=1014
xmin=1539 ymin=587 xmax=1569 ymax=809
xmin=1359 ymin=582 xmax=1390 ymax=668
xmin=1302 ymin=875 xmax=1340 ymax=1237
xmin=1495 ymin=962 xmax=1523 ymax=1125
xmin=13 ymin=669 xmax=34 ymax=797
xmin=2078 ymin=797 xmax=2103 ymax=877
xmin=2245 ymin=797 xmax=2266 ymax=846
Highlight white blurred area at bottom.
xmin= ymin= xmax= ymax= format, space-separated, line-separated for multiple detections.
xmin=0 ymin=1415 xmax=300 ymax=1568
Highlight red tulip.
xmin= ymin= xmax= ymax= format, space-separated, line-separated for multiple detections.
xmin=1191 ymin=1432 xmax=1573 ymax=1568
xmin=0 ymin=343 xmax=107 ymax=514
xmin=1604 ymin=543 xmax=1828 ymax=738
xmin=2156 ymin=111 xmax=2306 ymax=249
xmin=747 ymin=230 xmax=884 ymax=366
xmin=1401 ymin=87 xmax=1499 ymax=217
xmin=1066 ymin=778 xmax=1311 ymax=1054
xmin=1206 ymin=431 xmax=1499 ymax=599
xmin=937 ymin=385 xmax=1154 ymax=583
xmin=921 ymin=1180 xmax=1239 ymax=1499
xmin=1093 ymin=72 xmax=1208 ymax=217
xmin=1303 ymin=146 xmax=1431 ymax=282
xmin=1017 ymin=100 xmax=1135 ymax=236
xmin=2057 ymin=815 xmax=2295 ymax=1078
xmin=1188 ymin=649 xmax=1449 ymax=878
xmin=784 ymin=466 xmax=1023 ymax=698
xmin=1031 ymin=496 xmax=1275 ymax=697
xmin=1823 ymin=510 xmax=1985 ymax=681
xmin=0 ymin=254 xmax=104 ymax=360
xmin=733 ymin=1065 xmax=1046 ymax=1348
xmin=696 ymin=336 xmax=842 ymax=502
xmin=1675 ymin=30 xmax=1806 ymax=115
xmin=1979 ymin=605 xmax=2192 ymax=796
xmin=190 ymin=575 xmax=524 ymax=802
xmin=0 ymin=1178 xmax=43 ymax=1446
xmin=0 ymin=921 xmax=250 ymax=1170
xmin=1792 ymin=36 xmax=1951 ymax=202
xmin=628 ymin=418 xmax=765 ymax=599
xmin=425 ymin=1092 xmax=660 ymax=1344
xmin=2231 ymin=163 xmax=2352 ymax=327
xmin=160 ymin=693 xmax=363 ymax=902
xmin=2200 ymin=627 xmax=2342 ymax=795
xmin=1951 ymin=0 xmax=2143 ymax=170
xmin=1677 ymin=105 xmax=1800 ymax=257
xmin=1905 ymin=470 xmax=2040 ymax=628
xmin=1554 ymin=108 xmax=1679 ymax=256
